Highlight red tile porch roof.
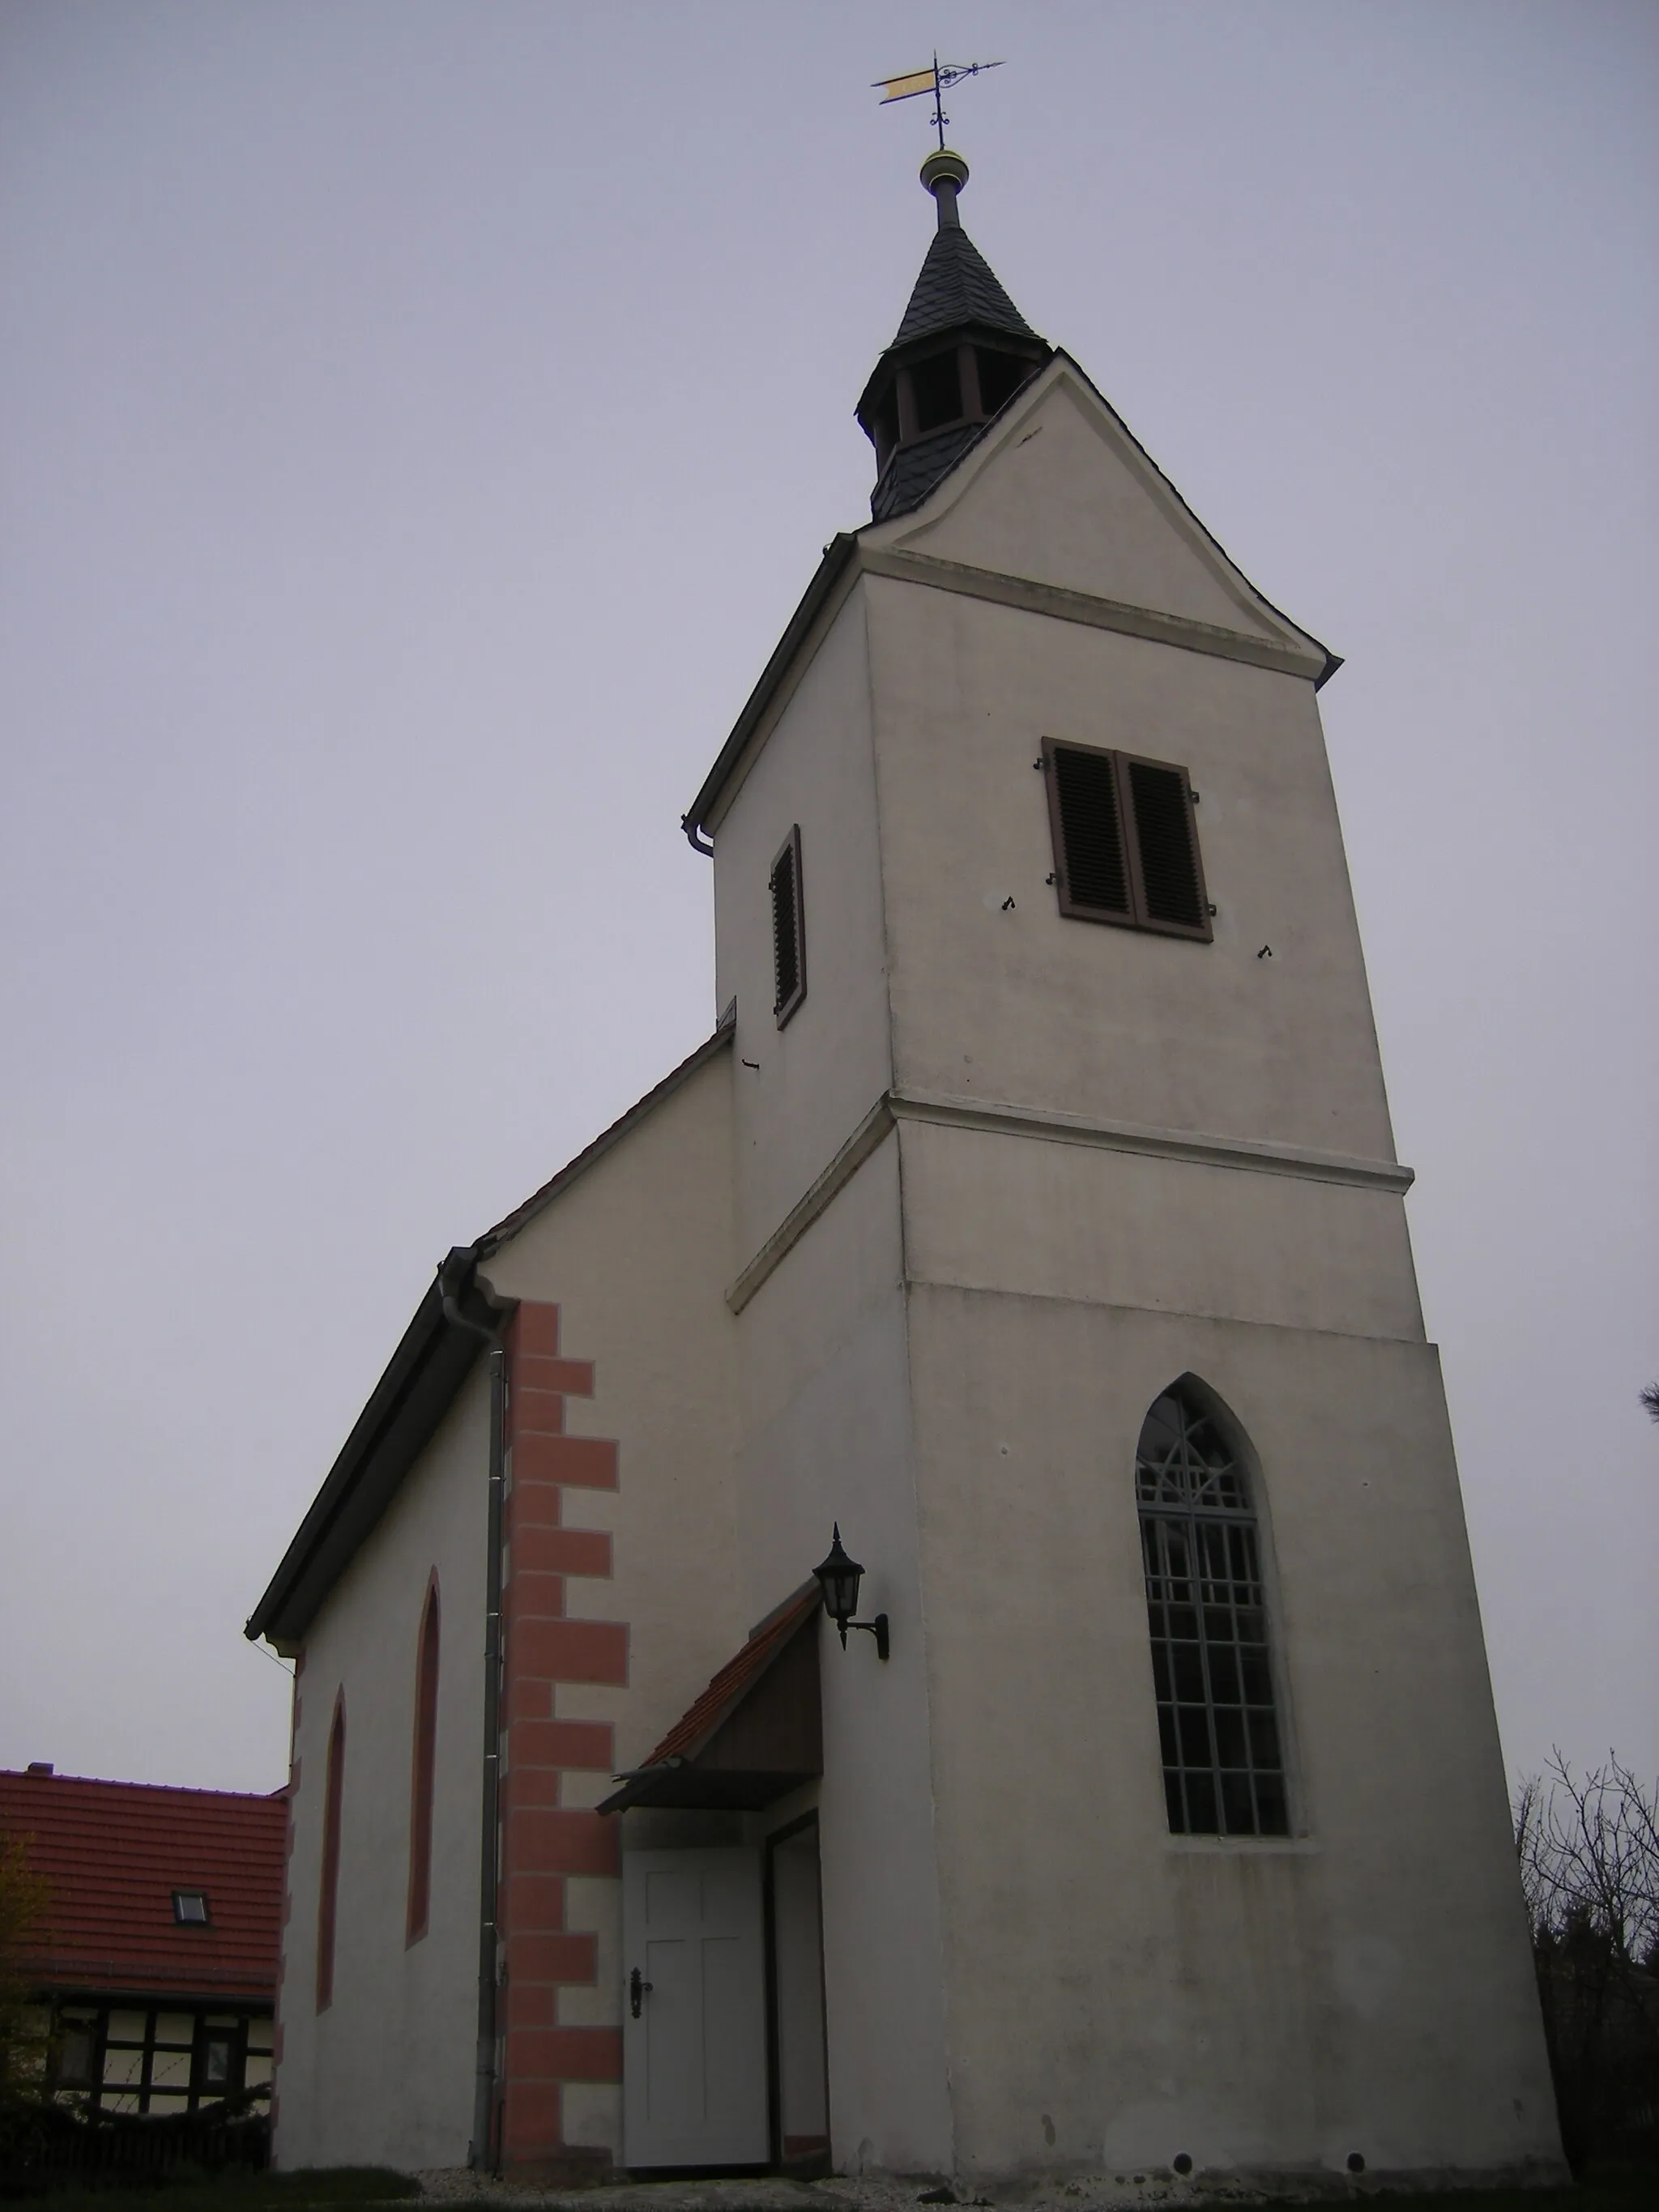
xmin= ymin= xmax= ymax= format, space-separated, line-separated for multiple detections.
xmin=0 ymin=1770 xmax=285 ymax=2005
xmin=644 ymin=1582 xmax=821 ymax=1767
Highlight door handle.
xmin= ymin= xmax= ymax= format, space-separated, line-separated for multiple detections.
xmin=629 ymin=1966 xmax=653 ymax=2018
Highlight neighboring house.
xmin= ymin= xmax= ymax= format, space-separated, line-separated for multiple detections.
xmin=0 ymin=1765 xmax=283 ymax=2116
xmin=246 ymin=152 xmax=1564 ymax=2192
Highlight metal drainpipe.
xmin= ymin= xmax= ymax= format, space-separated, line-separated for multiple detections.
xmin=441 ymin=1276 xmax=507 ymax=2174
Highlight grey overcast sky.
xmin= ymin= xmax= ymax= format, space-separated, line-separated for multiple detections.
xmin=1 ymin=2 xmax=1653 ymax=1798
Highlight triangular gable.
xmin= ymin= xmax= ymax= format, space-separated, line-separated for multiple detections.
xmin=597 ymin=1583 xmax=822 ymax=1813
xmin=872 ymin=354 xmax=1332 ymax=671
xmin=478 ymin=1017 xmax=732 ymax=1259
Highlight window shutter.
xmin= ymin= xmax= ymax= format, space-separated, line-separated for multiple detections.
xmin=1044 ymin=737 xmax=1130 ymax=919
xmin=770 ymin=825 xmax=806 ymax=1026
xmin=1043 ymin=738 xmax=1211 ymax=942
xmin=1124 ymin=756 xmax=1210 ymax=939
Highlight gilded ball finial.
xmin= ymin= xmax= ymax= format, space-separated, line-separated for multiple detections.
xmin=920 ymin=147 xmax=969 ymax=228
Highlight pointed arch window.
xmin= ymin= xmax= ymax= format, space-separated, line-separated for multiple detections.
xmin=1137 ymin=1384 xmax=1289 ymax=1837
xmin=407 ymin=1578 xmax=440 ymax=1945
xmin=316 ymin=1692 xmax=346 ymax=2010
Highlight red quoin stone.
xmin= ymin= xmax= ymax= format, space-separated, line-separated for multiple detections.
xmin=497 ymin=1299 xmax=625 ymax=2176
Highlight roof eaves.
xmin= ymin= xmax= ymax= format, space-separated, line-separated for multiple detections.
xmin=244 ymin=1254 xmax=505 ymax=1652
xmin=682 ymin=534 xmax=861 ymax=840
xmin=25 ymin=1970 xmax=278 ymax=2005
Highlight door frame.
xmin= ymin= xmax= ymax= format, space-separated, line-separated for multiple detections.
xmin=762 ymin=1809 xmax=831 ymax=2179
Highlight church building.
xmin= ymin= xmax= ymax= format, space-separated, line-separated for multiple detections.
xmin=247 ymin=151 xmax=1562 ymax=2193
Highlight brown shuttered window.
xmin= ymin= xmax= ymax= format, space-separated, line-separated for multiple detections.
xmin=406 ymin=1578 xmax=440 ymax=1946
xmin=316 ymin=1692 xmax=346 ymax=2012
xmin=1043 ymin=737 xmax=1211 ymax=942
xmin=770 ymin=825 xmax=807 ymax=1027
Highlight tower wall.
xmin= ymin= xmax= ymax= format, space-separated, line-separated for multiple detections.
xmin=845 ymin=480 xmax=1555 ymax=2175
xmin=712 ymin=584 xmax=954 ymax=2172
xmin=864 ymin=568 xmax=1397 ymax=1161
xmin=902 ymin=1177 xmax=1559 ymax=2181
xmin=711 ymin=582 xmax=891 ymax=1263
xmin=732 ymin=1137 xmax=954 ymax=2175
xmin=700 ymin=331 xmax=1556 ymax=2186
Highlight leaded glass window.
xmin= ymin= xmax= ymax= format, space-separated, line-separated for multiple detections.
xmin=1137 ymin=1383 xmax=1289 ymax=1837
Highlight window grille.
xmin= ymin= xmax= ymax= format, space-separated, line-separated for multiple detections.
xmin=1137 ymin=1384 xmax=1289 ymax=1836
xmin=770 ymin=825 xmax=807 ymax=1027
xmin=1043 ymin=737 xmax=1210 ymax=940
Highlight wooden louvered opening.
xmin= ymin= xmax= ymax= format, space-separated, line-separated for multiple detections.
xmin=770 ymin=825 xmax=807 ymax=1027
xmin=911 ymin=347 xmax=964 ymax=434
xmin=975 ymin=346 xmax=1037 ymax=416
xmin=1043 ymin=737 xmax=1211 ymax=943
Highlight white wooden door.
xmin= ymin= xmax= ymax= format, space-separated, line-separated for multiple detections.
xmin=621 ymin=1847 xmax=769 ymax=2170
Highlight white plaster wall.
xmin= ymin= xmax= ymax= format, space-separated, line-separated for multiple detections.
xmin=901 ymin=1120 xmax=1424 ymax=1344
xmin=484 ymin=1045 xmax=740 ymax=2159
xmin=902 ymin=1281 xmax=1559 ymax=2183
xmin=862 ymin=574 xmax=1397 ymax=1163
xmin=275 ymin=1365 xmax=489 ymax=2172
xmin=731 ymin=1134 xmax=954 ymax=2178
xmin=709 ymin=583 xmax=891 ymax=1264
xmin=485 ymin=1047 xmax=741 ymax=1771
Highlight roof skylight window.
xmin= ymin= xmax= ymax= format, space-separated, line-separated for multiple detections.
xmin=172 ymin=1889 xmax=210 ymax=1925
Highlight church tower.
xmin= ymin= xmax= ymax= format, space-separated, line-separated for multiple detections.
xmin=684 ymin=152 xmax=1558 ymax=2185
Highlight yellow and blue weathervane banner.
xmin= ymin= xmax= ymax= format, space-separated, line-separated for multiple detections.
xmin=874 ymin=66 xmax=939 ymax=105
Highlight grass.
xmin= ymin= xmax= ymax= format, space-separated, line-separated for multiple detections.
xmin=0 ymin=2173 xmax=419 ymax=2212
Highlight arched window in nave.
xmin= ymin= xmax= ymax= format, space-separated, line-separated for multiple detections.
xmin=316 ymin=1691 xmax=347 ymax=2009
xmin=1136 ymin=1382 xmax=1290 ymax=1837
xmin=407 ymin=1576 xmax=441 ymax=1944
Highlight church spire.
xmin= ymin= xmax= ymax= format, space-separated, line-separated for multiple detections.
xmin=856 ymin=151 xmax=1051 ymax=522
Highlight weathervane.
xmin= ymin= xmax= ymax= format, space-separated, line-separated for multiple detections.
xmin=873 ymin=53 xmax=1004 ymax=151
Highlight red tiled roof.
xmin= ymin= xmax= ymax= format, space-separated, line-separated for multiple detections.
xmin=645 ymin=1583 xmax=821 ymax=1767
xmin=0 ymin=1771 xmax=285 ymax=2004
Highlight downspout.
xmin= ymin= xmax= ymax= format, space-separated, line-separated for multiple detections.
xmin=439 ymin=1260 xmax=508 ymax=2175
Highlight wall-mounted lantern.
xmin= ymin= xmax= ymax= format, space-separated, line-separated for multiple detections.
xmin=812 ymin=1524 xmax=889 ymax=1660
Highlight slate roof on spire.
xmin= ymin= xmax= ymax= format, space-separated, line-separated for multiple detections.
xmin=890 ymin=222 xmax=1036 ymax=348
